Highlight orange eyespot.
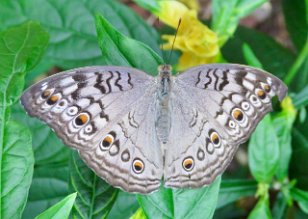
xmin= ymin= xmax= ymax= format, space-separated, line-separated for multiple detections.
xmin=75 ymin=113 xmax=89 ymax=126
xmin=257 ymin=89 xmax=266 ymax=99
xmin=210 ymin=132 xmax=220 ymax=145
xmin=232 ymin=109 xmax=244 ymax=121
xmin=47 ymin=95 xmax=59 ymax=105
xmin=41 ymin=90 xmax=51 ymax=99
xmin=263 ymin=84 xmax=271 ymax=92
xmin=133 ymin=159 xmax=144 ymax=173
xmin=101 ymin=134 xmax=114 ymax=149
xmin=182 ymin=157 xmax=194 ymax=171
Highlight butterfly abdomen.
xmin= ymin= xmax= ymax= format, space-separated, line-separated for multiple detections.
xmin=155 ymin=65 xmax=173 ymax=145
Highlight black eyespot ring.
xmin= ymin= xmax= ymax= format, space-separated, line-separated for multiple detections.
xmin=182 ymin=157 xmax=194 ymax=171
xmin=133 ymin=159 xmax=144 ymax=174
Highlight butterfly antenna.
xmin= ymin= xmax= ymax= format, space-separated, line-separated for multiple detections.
xmin=167 ymin=18 xmax=181 ymax=64
xmin=157 ymin=17 xmax=166 ymax=63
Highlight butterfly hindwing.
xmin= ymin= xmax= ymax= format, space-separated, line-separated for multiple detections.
xmin=164 ymin=64 xmax=287 ymax=188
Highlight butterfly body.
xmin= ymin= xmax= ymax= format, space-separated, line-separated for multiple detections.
xmin=21 ymin=64 xmax=287 ymax=194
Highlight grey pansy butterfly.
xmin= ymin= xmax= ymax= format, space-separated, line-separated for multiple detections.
xmin=21 ymin=64 xmax=287 ymax=194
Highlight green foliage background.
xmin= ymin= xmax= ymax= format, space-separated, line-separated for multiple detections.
xmin=0 ymin=0 xmax=307 ymax=218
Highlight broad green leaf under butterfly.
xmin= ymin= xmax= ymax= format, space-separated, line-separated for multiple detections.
xmin=137 ymin=177 xmax=221 ymax=219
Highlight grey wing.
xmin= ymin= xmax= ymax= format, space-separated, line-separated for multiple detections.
xmin=164 ymin=64 xmax=287 ymax=188
xmin=21 ymin=66 xmax=163 ymax=193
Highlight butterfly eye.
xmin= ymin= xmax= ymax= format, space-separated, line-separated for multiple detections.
xmin=210 ymin=132 xmax=220 ymax=146
xmin=74 ymin=113 xmax=89 ymax=126
xmin=256 ymin=89 xmax=266 ymax=100
xmin=47 ymin=94 xmax=60 ymax=105
xmin=182 ymin=157 xmax=194 ymax=171
xmin=232 ymin=108 xmax=244 ymax=121
xmin=41 ymin=90 xmax=51 ymax=99
xmin=133 ymin=159 xmax=144 ymax=174
xmin=100 ymin=134 xmax=114 ymax=150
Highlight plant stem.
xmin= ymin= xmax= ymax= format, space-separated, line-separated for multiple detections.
xmin=284 ymin=36 xmax=308 ymax=85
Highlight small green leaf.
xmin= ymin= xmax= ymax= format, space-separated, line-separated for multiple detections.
xmin=242 ymin=43 xmax=263 ymax=68
xmin=292 ymin=85 xmax=308 ymax=109
xmin=217 ymin=179 xmax=257 ymax=209
xmin=138 ymin=176 xmax=221 ymax=219
xmin=70 ymin=151 xmax=118 ymax=218
xmin=272 ymin=97 xmax=296 ymax=181
xmin=290 ymin=187 xmax=308 ymax=214
xmin=212 ymin=0 xmax=267 ymax=45
xmin=289 ymin=128 xmax=308 ymax=190
xmin=130 ymin=208 xmax=147 ymax=219
xmin=248 ymin=115 xmax=279 ymax=183
xmin=272 ymin=192 xmax=288 ymax=219
xmin=34 ymin=193 xmax=77 ymax=219
xmin=95 ymin=14 xmax=163 ymax=76
xmin=248 ymin=197 xmax=272 ymax=219
xmin=1 ymin=121 xmax=34 ymax=219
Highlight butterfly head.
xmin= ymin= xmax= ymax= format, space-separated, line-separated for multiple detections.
xmin=158 ymin=64 xmax=172 ymax=78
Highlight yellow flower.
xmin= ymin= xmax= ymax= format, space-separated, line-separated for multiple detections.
xmin=153 ymin=1 xmax=221 ymax=71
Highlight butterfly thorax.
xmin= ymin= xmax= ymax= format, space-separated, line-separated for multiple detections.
xmin=156 ymin=65 xmax=172 ymax=148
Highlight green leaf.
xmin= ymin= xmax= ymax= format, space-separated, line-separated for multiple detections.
xmin=0 ymin=21 xmax=49 ymax=105
xmin=34 ymin=192 xmax=77 ymax=219
xmin=272 ymin=97 xmax=296 ymax=181
xmin=212 ymin=0 xmax=267 ymax=45
xmin=11 ymin=103 xmax=70 ymax=165
xmin=292 ymin=85 xmax=308 ymax=109
xmin=11 ymin=104 xmax=71 ymax=219
xmin=290 ymin=187 xmax=308 ymax=214
xmin=107 ymin=191 xmax=139 ymax=219
xmin=22 ymin=164 xmax=70 ymax=219
xmin=95 ymin=15 xmax=163 ymax=76
xmin=133 ymin=0 xmax=160 ymax=12
xmin=282 ymin=0 xmax=308 ymax=51
xmin=248 ymin=115 xmax=279 ymax=183
xmin=1 ymin=121 xmax=34 ymax=219
xmin=70 ymin=151 xmax=118 ymax=218
xmin=272 ymin=192 xmax=288 ymax=219
xmin=289 ymin=128 xmax=308 ymax=190
xmin=0 ymin=0 xmax=161 ymax=70
xmin=248 ymin=197 xmax=272 ymax=219
xmin=138 ymin=177 xmax=221 ymax=219
xmin=130 ymin=208 xmax=147 ymax=219
xmin=0 ymin=21 xmax=48 ymax=219
xmin=217 ymin=179 xmax=257 ymax=209
xmin=242 ymin=43 xmax=263 ymax=68
xmin=222 ymin=26 xmax=295 ymax=79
